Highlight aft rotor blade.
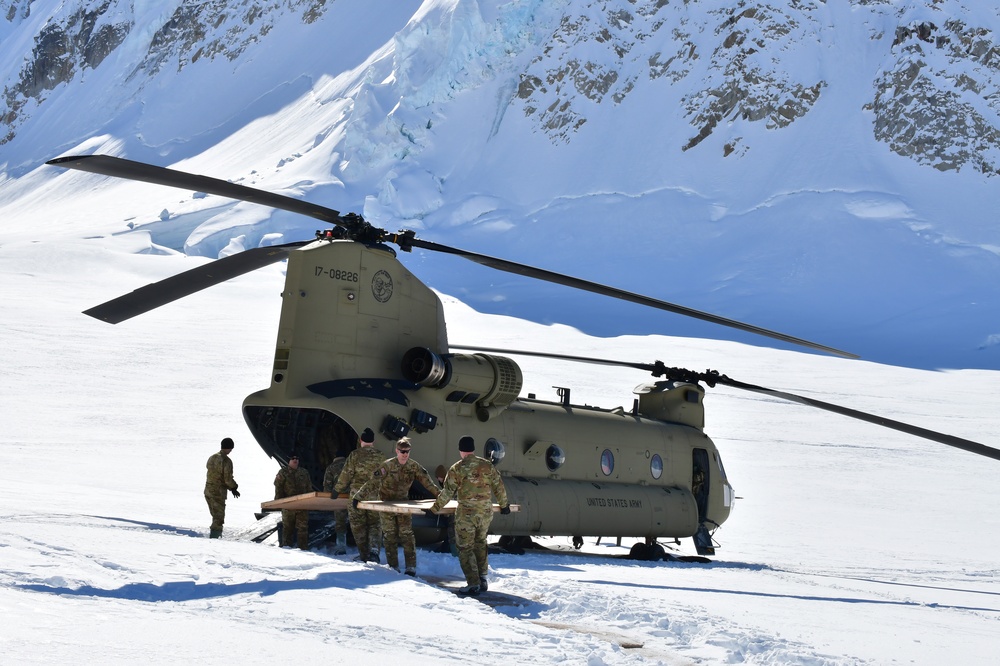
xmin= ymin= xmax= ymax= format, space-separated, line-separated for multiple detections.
xmin=413 ymin=238 xmax=856 ymax=359
xmin=453 ymin=345 xmax=1000 ymax=461
xmin=84 ymin=241 xmax=310 ymax=324
xmin=710 ymin=375 xmax=1000 ymax=461
xmin=47 ymin=155 xmax=351 ymax=230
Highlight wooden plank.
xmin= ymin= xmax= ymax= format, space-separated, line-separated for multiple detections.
xmin=260 ymin=492 xmax=350 ymax=512
xmin=358 ymin=499 xmax=520 ymax=515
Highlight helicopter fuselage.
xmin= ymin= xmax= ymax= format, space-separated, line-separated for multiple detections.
xmin=242 ymin=239 xmax=734 ymax=543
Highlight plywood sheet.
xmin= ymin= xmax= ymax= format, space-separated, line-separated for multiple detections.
xmin=260 ymin=492 xmax=350 ymax=512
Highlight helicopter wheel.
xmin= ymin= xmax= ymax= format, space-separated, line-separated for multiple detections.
xmin=572 ymin=536 xmax=584 ymax=550
xmin=497 ymin=535 xmax=527 ymax=555
xmin=647 ymin=543 xmax=666 ymax=561
xmin=628 ymin=542 xmax=650 ymax=560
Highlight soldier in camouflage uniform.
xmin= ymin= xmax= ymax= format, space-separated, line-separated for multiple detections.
xmin=322 ymin=455 xmax=349 ymax=554
xmin=334 ymin=427 xmax=386 ymax=563
xmin=430 ymin=436 xmax=511 ymax=595
xmin=204 ymin=437 xmax=240 ymax=538
xmin=357 ymin=437 xmax=440 ymax=575
xmin=274 ymin=454 xmax=313 ymax=549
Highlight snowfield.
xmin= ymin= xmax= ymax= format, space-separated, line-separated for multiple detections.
xmin=1 ymin=239 xmax=997 ymax=665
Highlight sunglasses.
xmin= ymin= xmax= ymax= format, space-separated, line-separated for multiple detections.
xmin=396 ymin=449 xmax=410 ymax=454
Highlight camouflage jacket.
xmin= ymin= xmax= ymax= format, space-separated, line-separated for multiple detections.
xmin=204 ymin=451 xmax=238 ymax=496
xmin=357 ymin=457 xmax=441 ymax=501
xmin=431 ymin=455 xmax=508 ymax=512
xmin=274 ymin=466 xmax=312 ymax=500
xmin=322 ymin=457 xmax=347 ymax=494
xmin=334 ymin=446 xmax=387 ymax=499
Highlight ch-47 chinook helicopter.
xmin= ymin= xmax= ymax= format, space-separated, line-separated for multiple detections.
xmin=50 ymin=154 xmax=1000 ymax=559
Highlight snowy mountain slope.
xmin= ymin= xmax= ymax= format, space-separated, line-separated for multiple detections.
xmin=2 ymin=0 xmax=1000 ymax=368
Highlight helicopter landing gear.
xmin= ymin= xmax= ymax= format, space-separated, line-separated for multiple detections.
xmin=497 ymin=535 xmax=535 ymax=554
xmin=572 ymin=535 xmax=584 ymax=550
xmin=693 ymin=523 xmax=717 ymax=556
xmin=628 ymin=537 xmax=666 ymax=561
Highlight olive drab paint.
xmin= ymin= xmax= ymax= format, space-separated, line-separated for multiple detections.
xmin=242 ymin=239 xmax=734 ymax=547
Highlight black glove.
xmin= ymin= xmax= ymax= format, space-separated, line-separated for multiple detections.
xmin=499 ymin=505 xmax=511 ymax=515
xmin=352 ymin=499 xmax=359 ymax=509
xmin=231 ymin=489 xmax=241 ymax=499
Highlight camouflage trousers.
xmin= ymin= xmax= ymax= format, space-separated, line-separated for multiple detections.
xmin=380 ymin=512 xmax=416 ymax=571
xmin=454 ymin=504 xmax=494 ymax=586
xmin=281 ymin=509 xmax=309 ymax=549
xmin=205 ymin=492 xmax=227 ymax=532
xmin=347 ymin=506 xmax=382 ymax=561
xmin=331 ymin=508 xmax=349 ymax=537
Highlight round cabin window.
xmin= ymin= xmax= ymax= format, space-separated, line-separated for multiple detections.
xmin=650 ymin=454 xmax=663 ymax=480
xmin=600 ymin=449 xmax=614 ymax=476
xmin=545 ymin=444 xmax=566 ymax=472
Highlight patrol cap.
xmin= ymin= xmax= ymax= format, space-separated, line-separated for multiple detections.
xmin=458 ymin=436 xmax=475 ymax=452
xmin=360 ymin=428 xmax=375 ymax=443
xmin=221 ymin=437 xmax=235 ymax=450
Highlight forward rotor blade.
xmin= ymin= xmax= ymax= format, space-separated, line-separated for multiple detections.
xmin=47 ymin=155 xmax=350 ymax=230
xmin=85 ymin=241 xmax=310 ymax=324
xmin=452 ymin=345 xmax=1000 ymax=461
xmin=415 ymin=238 xmax=857 ymax=359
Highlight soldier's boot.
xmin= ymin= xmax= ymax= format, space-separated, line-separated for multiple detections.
xmin=456 ymin=584 xmax=481 ymax=596
xmin=209 ymin=529 xmax=222 ymax=539
xmin=404 ymin=567 xmax=416 ymax=577
xmin=478 ymin=577 xmax=488 ymax=592
xmin=333 ymin=533 xmax=347 ymax=555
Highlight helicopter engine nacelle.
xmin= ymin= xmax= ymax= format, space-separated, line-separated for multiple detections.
xmin=401 ymin=347 xmax=523 ymax=422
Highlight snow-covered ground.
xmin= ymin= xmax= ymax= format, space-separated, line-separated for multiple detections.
xmin=1 ymin=236 xmax=998 ymax=665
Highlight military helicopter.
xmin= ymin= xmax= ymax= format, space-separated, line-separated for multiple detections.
xmin=49 ymin=154 xmax=1000 ymax=559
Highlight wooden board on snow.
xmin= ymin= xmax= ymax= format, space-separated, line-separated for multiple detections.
xmin=357 ymin=499 xmax=520 ymax=515
xmin=260 ymin=492 xmax=350 ymax=512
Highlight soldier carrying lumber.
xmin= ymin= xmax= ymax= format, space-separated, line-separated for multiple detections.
xmin=357 ymin=437 xmax=440 ymax=575
xmin=274 ymin=454 xmax=312 ymax=549
xmin=430 ymin=436 xmax=511 ymax=595
xmin=334 ymin=427 xmax=386 ymax=563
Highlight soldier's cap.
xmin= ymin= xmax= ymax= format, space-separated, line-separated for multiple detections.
xmin=459 ymin=436 xmax=475 ymax=452
xmin=221 ymin=437 xmax=235 ymax=450
xmin=360 ymin=428 xmax=375 ymax=443
xmin=289 ymin=454 xmax=299 ymax=461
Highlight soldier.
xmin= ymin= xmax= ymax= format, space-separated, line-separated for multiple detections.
xmin=334 ymin=427 xmax=386 ymax=563
xmin=322 ymin=454 xmax=349 ymax=555
xmin=274 ymin=454 xmax=313 ymax=549
xmin=204 ymin=437 xmax=240 ymax=538
xmin=430 ymin=436 xmax=511 ymax=595
xmin=435 ymin=464 xmax=458 ymax=557
xmin=357 ymin=437 xmax=440 ymax=575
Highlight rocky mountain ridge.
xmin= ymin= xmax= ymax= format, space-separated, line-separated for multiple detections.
xmin=3 ymin=1 xmax=999 ymax=175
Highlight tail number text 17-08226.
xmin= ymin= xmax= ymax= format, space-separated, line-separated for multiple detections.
xmin=315 ymin=266 xmax=359 ymax=282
